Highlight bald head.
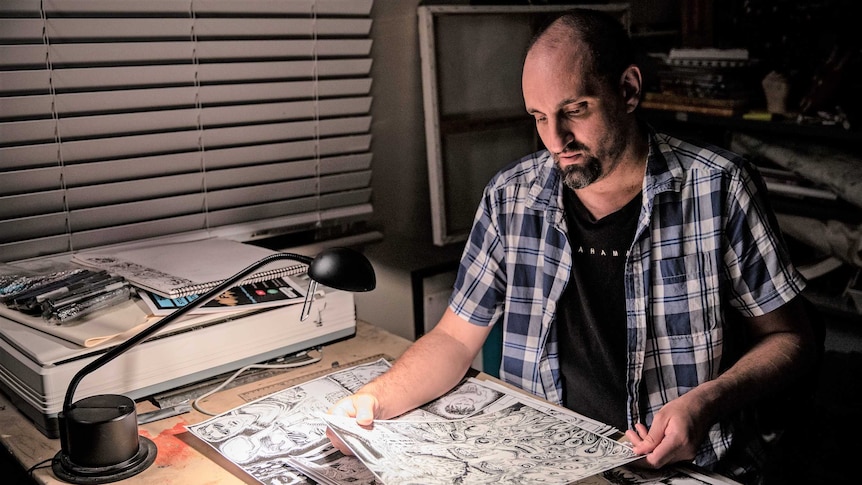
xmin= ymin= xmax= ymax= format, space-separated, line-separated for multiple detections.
xmin=526 ymin=8 xmax=635 ymax=92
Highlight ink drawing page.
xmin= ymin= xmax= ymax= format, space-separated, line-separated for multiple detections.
xmin=187 ymin=358 xmax=639 ymax=485
xmin=323 ymin=403 xmax=639 ymax=485
xmin=186 ymin=358 xmax=394 ymax=485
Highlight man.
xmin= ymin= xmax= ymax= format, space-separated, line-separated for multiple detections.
xmin=328 ymin=8 xmax=815 ymax=482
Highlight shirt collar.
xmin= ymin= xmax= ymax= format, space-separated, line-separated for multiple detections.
xmin=644 ymin=127 xmax=683 ymax=197
xmin=526 ymin=150 xmax=560 ymax=211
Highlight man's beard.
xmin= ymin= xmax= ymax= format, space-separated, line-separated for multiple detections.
xmin=556 ymin=156 xmax=602 ymax=190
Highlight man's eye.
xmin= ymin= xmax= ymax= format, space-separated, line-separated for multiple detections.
xmin=566 ymin=104 xmax=587 ymax=117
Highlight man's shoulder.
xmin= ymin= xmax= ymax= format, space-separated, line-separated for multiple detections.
xmin=487 ymin=150 xmax=552 ymax=190
xmin=655 ymin=132 xmax=747 ymax=173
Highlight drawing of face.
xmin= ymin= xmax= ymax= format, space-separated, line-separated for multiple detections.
xmin=444 ymin=396 xmax=477 ymax=416
xmin=198 ymin=414 xmax=256 ymax=441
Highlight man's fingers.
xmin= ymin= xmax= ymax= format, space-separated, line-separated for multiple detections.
xmin=325 ymin=393 xmax=380 ymax=454
xmin=325 ymin=427 xmax=355 ymax=456
xmin=627 ymin=422 xmax=660 ymax=455
xmin=353 ymin=394 xmax=377 ymax=426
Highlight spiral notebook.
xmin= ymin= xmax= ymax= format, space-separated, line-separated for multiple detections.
xmin=71 ymin=238 xmax=307 ymax=298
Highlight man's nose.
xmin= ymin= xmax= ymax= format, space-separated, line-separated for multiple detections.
xmin=544 ymin=117 xmax=572 ymax=154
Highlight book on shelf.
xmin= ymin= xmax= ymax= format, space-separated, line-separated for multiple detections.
xmin=666 ymin=47 xmax=750 ymax=68
xmin=641 ymin=92 xmax=747 ymax=117
xmin=72 ymin=238 xmax=307 ymax=299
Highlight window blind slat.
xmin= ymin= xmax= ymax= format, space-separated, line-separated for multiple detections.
xmin=63 ymin=151 xmax=203 ymax=186
xmin=70 ymin=213 xmax=208 ymax=251
xmin=0 ymin=212 xmax=68 ymax=243
xmin=1 ymin=128 xmax=370 ymax=177
xmin=202 ymin=201 xmax=371 ymax=242
xmin=70 ymin=193 xmax=206 ymax=231
xmin=0 ymin=18 xmax=372 ymax=41
xmin=321 ymin=170 xmax=372 ymax=192
xmin=1 ymin=79 xmax=372 ymax=119
xmin=0 ymin=235 xmax=72 ymax=263
xmin=0 ymin=40 xmax=371 ymax=70
xmin=207 ymin=180 xmax=317 ymax=209
xmin=202 ymin=119 xmax=371 ymax=151
xmin=320 ymin=188 xmax=372 ymax=210
xmin=2 ymin=0 xmax=374 ymax=17
xmin=2 ymin=97 xmax=370 ymax=142
xmin=66 ymin=173 xmax=206 ymax=209
xmin=0 ymin=191 xmax=64 ymax=219
xmin=0 ymin=60 xmax=371 ymax=95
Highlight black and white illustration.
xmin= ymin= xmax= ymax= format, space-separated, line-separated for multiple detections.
xmin=188 ymin=359 xmax=393 ymax=485
xmin=188 ymin=358 xmax=637 ymax=485
xmin=323 ymin=402 xmax=639 ymax=484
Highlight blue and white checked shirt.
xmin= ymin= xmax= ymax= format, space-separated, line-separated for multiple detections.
xmin=449 ymin=130 xmax=806 ymax=471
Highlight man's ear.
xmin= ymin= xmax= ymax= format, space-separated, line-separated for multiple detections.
xmin=620 ymin=65 xmax=643 ymax=113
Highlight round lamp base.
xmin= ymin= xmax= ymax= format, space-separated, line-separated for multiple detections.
xmin=52 ymin=436 xmax=156 ymax=485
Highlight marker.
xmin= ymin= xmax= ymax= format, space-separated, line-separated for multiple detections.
xmin=35 ymin=270 xmax=112 ymax=303
xmin=45 ymin=285 xmax=132 ymax=324
xmin=8 ymin=270 xmax=100 ymax=310
xmin=42 ymin=276 xmax=128 ymax=310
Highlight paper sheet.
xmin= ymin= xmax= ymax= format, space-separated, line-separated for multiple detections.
xmin=0 ymin=298 xmax=150 ymax=348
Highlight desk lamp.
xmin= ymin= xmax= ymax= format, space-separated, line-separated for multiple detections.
xmin=51 ymin=247 xmax=375 ymax=484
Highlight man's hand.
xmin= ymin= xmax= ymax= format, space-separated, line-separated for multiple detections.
xmin=623 ymin=393 xmax=708 ymax=469
xmin=325 ymin=393 xmax=380 ymax=455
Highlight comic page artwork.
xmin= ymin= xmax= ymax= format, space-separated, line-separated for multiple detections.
xmin=187 ymin=358 xmax=634 ymax=485
xmin=323 ymin=402 xmax=639 ymax=485
xmin=187 ymin=359 xmax=394 ymax=485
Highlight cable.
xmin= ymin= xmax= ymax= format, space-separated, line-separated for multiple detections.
xmin=27 ymin=457 xmax=53 ymax=478
xmin=191 ymin=347 xmax=323 ymax=416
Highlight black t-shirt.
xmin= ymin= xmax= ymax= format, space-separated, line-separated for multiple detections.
xmin=557 ymin=188 xmax=641 ymax=431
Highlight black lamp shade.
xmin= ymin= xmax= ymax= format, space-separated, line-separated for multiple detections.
xmin=308 ymin=247 xmax=376 ymax=292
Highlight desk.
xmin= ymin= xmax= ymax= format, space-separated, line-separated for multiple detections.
xmin=0 ymin=320 xmax=412 ymax=484
xmin=1 ymin=321 xmax=734 ymax=485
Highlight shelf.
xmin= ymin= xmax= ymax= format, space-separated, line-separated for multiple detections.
xmin=641 ymin=108 xmax=861 ymax=144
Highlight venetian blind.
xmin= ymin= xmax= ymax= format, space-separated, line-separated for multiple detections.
xmin=0 ymin=0 xmax=374 ymax=263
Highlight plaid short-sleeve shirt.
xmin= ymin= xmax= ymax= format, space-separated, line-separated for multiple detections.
xmin=449 ymin=130 xmax=806 ymax=473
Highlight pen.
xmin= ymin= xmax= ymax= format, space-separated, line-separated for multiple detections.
xmin=42 ymin=276 xmax=127 ymax=310
xmin=34 ymin=270 xmax=111 ymax=303
xmin=0 ymin=269 xmax=89 ymax=303
xmin=8 ymin=270 xmax=100 ymax=310
xmin=36 ymin=270 xmax=111 ymax=303
xmin=45 ymin=285 xmax=132 ymax=324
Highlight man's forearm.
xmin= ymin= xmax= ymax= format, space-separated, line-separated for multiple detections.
xmin=690 ymin=320 xmax=814 ymax=425
xmin=357 ymin=328 xmax=479 ymax=420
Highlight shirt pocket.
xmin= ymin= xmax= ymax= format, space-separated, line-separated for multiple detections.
xmin=651 ymin=252 xmax=721 ymax=336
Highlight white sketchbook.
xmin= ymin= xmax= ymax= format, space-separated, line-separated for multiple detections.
xmin=71 ymin=238 xmax=307 ymax=298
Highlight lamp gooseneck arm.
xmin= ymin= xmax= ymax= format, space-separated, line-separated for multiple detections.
xmin=61 ymin=252 xmax=312 ymax=412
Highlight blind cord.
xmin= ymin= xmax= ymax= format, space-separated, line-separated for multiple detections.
xmin=40 ymin=0 xmax=73 ymax=250
xmin=190 ymin=0 xmax=210 ymax=231
xmin=312 ymin=2 xmax=322 ymax=229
